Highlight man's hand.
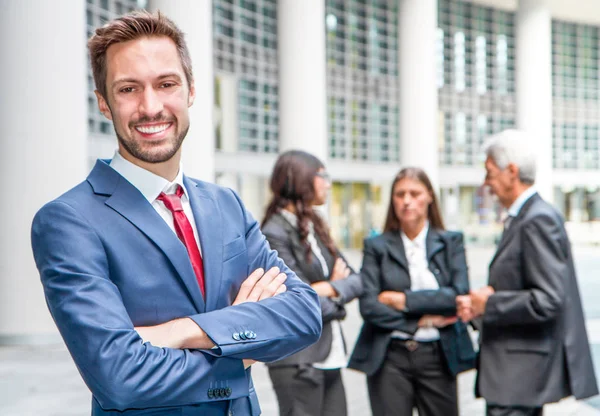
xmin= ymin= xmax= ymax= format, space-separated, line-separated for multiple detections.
xmin=417 ymin=314 xmax=458 ymax=328
xmin=470 ymin=286 xmax=495 ymax=317
xmin=378 ymin=291 xmax=406 ymax=311
xmin=311 ymin=281 xmax=338 ymax=298
xmin=135 ymin=267 xmax=288 ymax=350
xmin=330 ymin=258 xmax=351 ymax=281
xmin=233 ymin=267 xmax=287 ymax=305
xmin=136 ymin=317 xmax=215 ymax=350
xmin=456 ymin=295 xmax=474 ymax=322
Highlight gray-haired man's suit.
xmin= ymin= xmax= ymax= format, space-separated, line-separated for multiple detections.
xmin=476 ymin=192 xmax=598 ymax=409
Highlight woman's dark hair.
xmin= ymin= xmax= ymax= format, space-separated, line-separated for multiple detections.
xmin=383 ymin=167 xmax=445 ymax=232
xmin=262 ymin=150 xmax=337 ymax=261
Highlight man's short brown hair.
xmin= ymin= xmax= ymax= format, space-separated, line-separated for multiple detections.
xmin=88 ymin=10 xmax=193 ymax=99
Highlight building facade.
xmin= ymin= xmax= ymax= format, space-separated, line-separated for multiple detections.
xmin=3 ymin=0 xmax=600 ymax=342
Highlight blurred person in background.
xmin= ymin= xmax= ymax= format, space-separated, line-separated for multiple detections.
xmin=349 ymin=167 xmax=475 ymax=416
xmin=457 ymin=130 xmax=598 ymax=416
xmin=262 ymin=150 xmax=363 ymax=416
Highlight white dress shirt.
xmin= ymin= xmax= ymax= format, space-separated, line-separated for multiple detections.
xmin=391 ymin=222 xmax=440 ymax=342
xmin=280 ymin=210 xmax=347 ymax=369
xmin=109 ymin=151 xmax=202 ymax=254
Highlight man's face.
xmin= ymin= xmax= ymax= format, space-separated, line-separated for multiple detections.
xmin=484 ymin=157 xmax=514 ymax=208
xmin=96 ymin=36 xmax=195 ymax=165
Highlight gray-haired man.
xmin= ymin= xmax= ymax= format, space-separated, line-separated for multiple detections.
xmin=457 ymin=129 xmax=598 ymax=416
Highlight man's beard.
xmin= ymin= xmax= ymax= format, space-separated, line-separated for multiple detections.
xmin=115 ymin=122 xmax=189 ymax=164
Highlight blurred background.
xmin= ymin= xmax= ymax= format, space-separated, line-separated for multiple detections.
xmin=3 ymin=0 xmax=600 ymax=414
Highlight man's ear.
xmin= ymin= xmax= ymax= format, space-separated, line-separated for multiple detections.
xmin=507 ymin=163 xmax=520 ymax=180
xmin=188 ymin=82 xmax=196 ymax=107
xmin=95 ymin=90 xmax=113 ymax=121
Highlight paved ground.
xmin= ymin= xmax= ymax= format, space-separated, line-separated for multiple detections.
xmin=3 ymin=245 xmax=600 ymax=415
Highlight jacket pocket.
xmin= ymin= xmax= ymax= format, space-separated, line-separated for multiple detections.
xmin=223 ymin=236 xmax=245 ymax=262
xmin=505 ymin=340 xmax=551 ymax=354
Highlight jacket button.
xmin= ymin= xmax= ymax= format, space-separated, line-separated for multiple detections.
xmin=220 ymin=387 xmax=227 ymax=397
xmin=250 ymin=331 xmax=257 ymax=339
xmin=207 ymin=388 xmax=214 ymax=399
xmin=244 ymin=330 xmax=253 ymax=339
xmin=226 ymin=387 xmax=232 ymax=397
xmin=239 ymin=331 xmax=247 ymax=340
xmin=233 ymin=333 xmax=240 ymax=341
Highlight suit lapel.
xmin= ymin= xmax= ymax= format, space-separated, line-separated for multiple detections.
xmin=184 ymin=176 xmax=223 ymax=312
xmin=426 ymin=228 xmax=445 ymax=285
xmin=385 ymin=232 xmax=409 ymax=272
xmin=489 ymin=193 xmax=540 ymax=268
xmin=89 ymin=161 xmax=206 ymax=313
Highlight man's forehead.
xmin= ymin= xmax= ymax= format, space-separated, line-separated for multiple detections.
xmin=106 ymin=36 xmax=184 ymax=81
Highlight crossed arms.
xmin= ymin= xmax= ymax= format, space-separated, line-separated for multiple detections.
xmin=31 ymin=196 xmax=321 ymax=411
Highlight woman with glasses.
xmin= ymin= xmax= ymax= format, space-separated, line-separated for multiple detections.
xmin=262 ymin=150 xmax=363 ymax=416
xmin=348 ymin=167 xmax=475 ymax=416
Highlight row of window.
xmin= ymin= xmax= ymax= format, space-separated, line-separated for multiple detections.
xmin=85 ymin=0 xmax=600 ymax=170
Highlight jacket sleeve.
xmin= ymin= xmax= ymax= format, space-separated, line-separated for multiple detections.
xmin=358 ymin=238 xmax=419 ymax=334
xmin=261 ymin=224 xmax=345 ymax=324
xmin=31 ymin=201 xmax=248 ymax=412
xmin=404 ymin=232 xmax=470 ymax=316
xmin=191 ymin=190 xmax=323 ymax=359
xmin=483 ymin=214 xmax=567 ymax=326
xmin=329 ymin=250 xmax=364 ymax=304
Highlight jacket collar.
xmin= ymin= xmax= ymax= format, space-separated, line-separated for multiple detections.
xmin=384 ymin=226 xmax=445 ymax=271
xmin=490 ymin=192 xmax=541 ymax=268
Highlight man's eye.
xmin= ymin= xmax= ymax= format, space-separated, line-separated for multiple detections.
xmin=120 ymin=87 xmax=134 ymax=93
xmin=161 ymin=82 xmax=175 ymax=88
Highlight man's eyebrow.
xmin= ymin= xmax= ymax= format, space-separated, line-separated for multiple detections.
xmin=112 ymin=73 xmax=183 ymax=86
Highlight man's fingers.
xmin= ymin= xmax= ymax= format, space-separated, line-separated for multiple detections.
xmin=275 ymin=284 xmax=287 ymax=295
xmin=233 ymin=268 xmax=265 ymax=305
xmin=258 ymin=272 xmax=288 ymax=301
xmin=246 ymin=267 xmax=281 ymax=302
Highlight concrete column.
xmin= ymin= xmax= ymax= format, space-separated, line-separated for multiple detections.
xmin=516 ymin=0 xmax=553 ymax=202
xmin=0 ymin=0 xmax=88 ymax=343
xmin=215 ymin=74 xmax=240 ymax=192
xmin=398 ymin=0 xmax=439 ymax=189
xmin=149 ymin=0 xmax=215 ymax=182
xmin=569 ymin=188 xmax=584 ymax=222
xmin=277 ymin=0 xmax=328 ymax=162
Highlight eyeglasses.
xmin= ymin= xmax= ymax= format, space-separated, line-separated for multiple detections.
xmin=315 ymin=171 xmax=331 ymax=182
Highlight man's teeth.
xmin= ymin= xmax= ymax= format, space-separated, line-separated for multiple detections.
xmin=136 ymin=123 xmax=170 ymax=134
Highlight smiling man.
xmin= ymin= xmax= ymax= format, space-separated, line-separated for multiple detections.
xmin=30 ymin=11 xmax=321 ymax=416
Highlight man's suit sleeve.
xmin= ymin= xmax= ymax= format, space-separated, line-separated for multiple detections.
xmin=404 ymin=232 xmax=470 ymax=316
xmin=262 ymin=228 xmax=345 ymax=324
xmin=31 ymin=201 xmax=247 ymax=412
xmin=189 ymin=190 xmax=322 ymax=362
xmin=483 ymin=214 xmax=567 ymax=326
xmin=358 ymin=238 xmax=419 ymax=334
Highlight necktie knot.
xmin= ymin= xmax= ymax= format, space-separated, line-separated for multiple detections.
xmin=157 ymin=185 xmax=185 ymax=212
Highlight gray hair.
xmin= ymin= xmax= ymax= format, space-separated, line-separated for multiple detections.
xmin=483 ymin=129 xmax=536 ymax=185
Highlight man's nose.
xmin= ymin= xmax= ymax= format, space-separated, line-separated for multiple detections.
xmin=139 ymin=88 xmax=164 ymax=117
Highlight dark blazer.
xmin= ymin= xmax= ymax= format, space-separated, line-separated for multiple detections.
xmin=348 ymin=228 xmax=476 ymax=377
xmin=476 ymin=193 xmax=598 ymax=407
xmin=262 ymin=212 xmax=363 ymax=367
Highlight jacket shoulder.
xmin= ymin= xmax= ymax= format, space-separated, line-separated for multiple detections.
xmin=363 ymin=232 xmax=389 ymax=251
xmin=261 ymin=213 xmax=290 ymax=238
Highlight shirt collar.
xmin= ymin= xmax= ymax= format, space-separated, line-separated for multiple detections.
xmin=108 ymin=151 xmax=187 ymax=203
xmin=401 ymin=221 xmax=429 ymax=249
xmin=507 ymin=186 xmax=537 ymax=218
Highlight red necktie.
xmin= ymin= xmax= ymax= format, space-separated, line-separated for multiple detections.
xmin=157 ymin=186 xmax=205 ymax=297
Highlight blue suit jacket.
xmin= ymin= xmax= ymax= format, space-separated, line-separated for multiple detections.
xmin=31 ymin=160 xmax=322 ymax=415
